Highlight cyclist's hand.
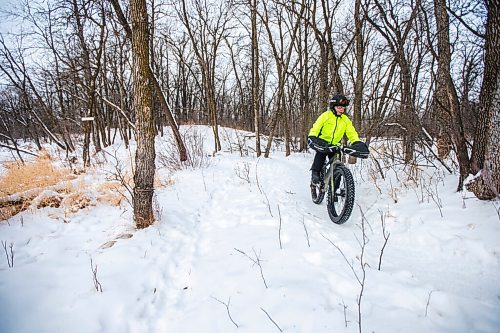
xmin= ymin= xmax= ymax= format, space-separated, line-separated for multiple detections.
xmin=308 ymin=137 xmax=339 ymax=153
xmin=344 ymin=141 xmax=370 ymax=158
xmin=307 ymin=136 xmax=327 ymax=148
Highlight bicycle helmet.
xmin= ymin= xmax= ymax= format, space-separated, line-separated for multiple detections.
xmin=329 ymin=94 xmax=350 ymax=109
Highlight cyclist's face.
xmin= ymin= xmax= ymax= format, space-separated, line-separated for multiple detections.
xmin=335 ymin=105 xmax=345 ymax=115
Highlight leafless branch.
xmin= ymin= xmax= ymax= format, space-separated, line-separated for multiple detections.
xmin=322 ymin=206 xmax=369 ymax=333
xmin=378 ymin=210 xmax=391 ymax=271
xmin=302 ymin=216 xmax=310 ymax=247
xmin=211 ymin=296 xmax=239 ymax=328
xmin=425 ymin=290 xmax=435 ymax=316
xmin=341 ymin=300 xmax=350 ymax=327
xmin=90 ymin=258 xmax=103 ymax=292
xmin=260 ymin=307 xmax=283 ymax=332
xmin=234 ymin=247 xmax=268 ymax=288
xmin=2 ymin=241 xmax=14 ymax=268
xmin=278 ymin=204 xmax=282 ymax=250
xmin=235 ymin=161 xmax=251 ymax=183
xmin=445 ymin=5 xmax=485 ymax=39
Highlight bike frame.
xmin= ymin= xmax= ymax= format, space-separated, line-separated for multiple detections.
xmin=319 ymin=153 xmax=343 ymax=193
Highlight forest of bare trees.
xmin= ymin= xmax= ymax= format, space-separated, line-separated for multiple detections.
xmin=0 ymin=0 xmax=498 ymax=227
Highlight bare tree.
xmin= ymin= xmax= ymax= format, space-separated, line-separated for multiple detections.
xmin=179 ymin=0 xmax=234 ymax=153
xmin=261 ymin=0 xmax=305 ymax=157
xmin=0 ymin=34 xmax=69 ymax=152
xmin=365 ymin=0 xmax=423 ymax=162
xmin=66 ymin=0 xmax=108 ymax=166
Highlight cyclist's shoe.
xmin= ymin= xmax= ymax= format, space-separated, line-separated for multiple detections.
xmin=311 ymin=171 xmax=321 ymax=185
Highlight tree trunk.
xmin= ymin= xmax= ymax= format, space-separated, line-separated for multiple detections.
xmin=467 ymin=0 xmax=500 ymax=199
xmin=353 ymin=0 xmax=364 ymax=130
xmin=470 ymin=0 xmax=499 ymax=174
xmin=251 ymin=0 xmax=261 ymax=157
xmin=433 ymin=0 xmax=470 ymax=190
xmin=130 ymin=0 xmax=155 ymax=229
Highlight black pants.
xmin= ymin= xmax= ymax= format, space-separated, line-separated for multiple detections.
xmin=311 ymin=151 xmax=335 ymax=172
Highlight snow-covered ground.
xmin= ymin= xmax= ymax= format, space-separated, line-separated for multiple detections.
xmin=0 ymin=126 xmax=499 ymax=333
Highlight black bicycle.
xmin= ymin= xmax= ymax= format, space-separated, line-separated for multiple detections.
xmin=308 ymin=140 xmax=369 ymax=224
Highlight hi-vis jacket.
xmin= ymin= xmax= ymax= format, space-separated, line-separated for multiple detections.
xmin=308 ymin=109 xmax=360 ymax=145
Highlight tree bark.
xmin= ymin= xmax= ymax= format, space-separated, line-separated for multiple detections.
xmin=130 ymin=0 xmax=155 ymax=229
xmin=353 ymin=0 xmax=364 ymax=130
xmin=467 ymin=0 xmax=500 ymax=199
xmin=251 ymin=0 xmax=261 ymax=157
xmin=433 ymin=0 xmax=470 ymax=190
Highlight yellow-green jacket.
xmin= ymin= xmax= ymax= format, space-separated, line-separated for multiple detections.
xmin=308 ymin=110 xmax=360 ymax=145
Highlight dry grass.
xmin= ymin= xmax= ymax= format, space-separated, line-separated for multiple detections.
xmin=0 ymin=152 xmax=78 ymax=220
xmin=0 ymin=151 xmax=74 ymax=197
xmin=97 ymin=181 xmax=127 ymax=207
xmin=0 ymin=150 xmax=174 ymax=221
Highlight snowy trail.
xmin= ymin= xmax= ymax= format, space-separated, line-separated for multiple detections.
xmin=155 ymin=151 xmax=500 ymax=333
xmin=158 ymin=153 xmax=386 ymax=332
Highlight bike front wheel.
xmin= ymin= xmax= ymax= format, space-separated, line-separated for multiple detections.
xmin=327 ymin=165 xmax=355 ymax=224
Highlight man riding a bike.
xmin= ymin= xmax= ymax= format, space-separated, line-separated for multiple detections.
xmin=307 ymin=94 xmax=368 ymax=185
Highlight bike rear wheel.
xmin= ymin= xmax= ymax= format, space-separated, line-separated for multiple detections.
xmin=310 ymin=167 xmax=326 ymax=204
xmin=327 ymin=165 xmax=355 ymax=224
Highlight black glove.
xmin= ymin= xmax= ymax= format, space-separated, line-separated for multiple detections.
xmin=308 ymin=136 xmax=338 ymax=153
xmin=307 ymin=136 xmax=328 ymax=149
xmin=345 ymin=141 xmax=369 ymax=158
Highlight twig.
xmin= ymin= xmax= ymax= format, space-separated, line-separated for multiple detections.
xmin=2 ymin=241 xmax=14 ymax=268
xmin=255 ymin=157 xmax=263 ymax=194
xmin=321 ymin=206 xmax=369 ymax=333
xmin=278 ymin=204 xmax=282 ymax=250
xmin=235 ymin=162 xmax=251 ymax=183
xmin=426 ymin=182 xmax=443 ymax=217
xmin=211 ymin=297 xmax=239 ymax=328
xmin=341 ymin=300 xmax=350 ymax=327
xmin=355 ymin=210 xmax=368 ymax=333
xmin=90 ymin=258 xmax=103 ymax=292
xmin=302 ymin=216 xmax=310 ymax=247
xmin=254 ymin=158 xmax=273 ymax=216
xmin=260 ymin=307 xmax=283 ymax=332
xmin=102 ymin=148 xmax=134 ymax=207
xmin=378 ymin=210 xmax=391 ymax=271
xmin=263 ymin=190 xmax=273 ymax=217
xmin=234 ymin=248 xmax=268 ymax=288
xmin=371 ymin=155 xmax=385 ymax=180
xmin=321 ymin=234 xmax=361 ymax=284
xmin=0 ymin=143 xmax=38 ymax=157
xmin=201 ymin=169 xmax=207 ymax=192
xmin=425 ymin=290 xmax=434 ymax=317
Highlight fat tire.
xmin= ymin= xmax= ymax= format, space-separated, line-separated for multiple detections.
xmin=311 ymin=167 xmax=326 ymax=204
xmin=327 ymin=165 xmax=355 ymax=224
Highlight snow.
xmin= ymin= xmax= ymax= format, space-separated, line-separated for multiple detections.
xmin=0 ymin=125 xmax=499 ymax=333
